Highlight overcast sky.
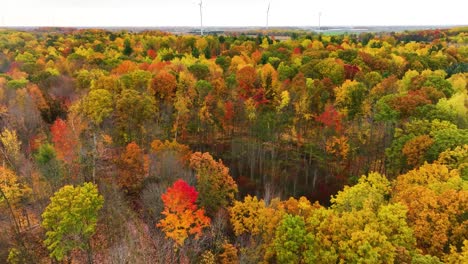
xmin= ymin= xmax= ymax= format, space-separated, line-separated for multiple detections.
xmin=1 ymin=0 xmax=467 ymax=27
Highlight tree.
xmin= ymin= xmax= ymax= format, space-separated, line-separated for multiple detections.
xmin=51 ymin=118 xmax=78 ymax=166
xmin=123 ymin=38 xmax=133 ymax=56
xmin=115 ymin=89 xmax=157 ymax=143
xmin=402 ymin=135 xmax=434 ymax=168
xmin=157 ymin=179 xmax=210 ymax=247
xmin=436 ymin=145 xmax=468 ymax=180
xmin=0 ymin=166 xmax=31 ymax=206
xmin=236 ymin=65 xmax=258 ymax=99
xmin=81 ymin=89 xmax=114 ymax=126
xmin=35 ymin=143 xmax=62 ymax=189
xmin=188 ymin=63 xmax=210 ymax=80
xmin=272 ymin=214 xmax=308 ymax=264
xmin=41 ymin=182 xmax=104 ymax=264
xmin=189 ymin=152 xmax=238 ymax=214
xmin=392 ymin=163 xmax=467 ymax=257
xmin=331 ymin=172 xmax=391 ymax=212
xmin=117 ymin=142 xmax=146 ymax=193
xmin=150 ymin=70 xmax=177 ymax=102
xmin=229 ymin=195 xmax=266 ymax=236
xmin=334 ymin=80 xmax=367 ymax=119
xmin=0 ymin=129 xmax=21 ymax=169
xmin=219 ymin=243 xmax=238 ymax=264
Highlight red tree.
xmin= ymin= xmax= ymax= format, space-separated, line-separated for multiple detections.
xmin=315 ymin=104 xmax=343 ymax=133
xmin=51 ymin=118 xmax=78 ymax=165
xmin=157 ymin=179 xmax=210 ymax=246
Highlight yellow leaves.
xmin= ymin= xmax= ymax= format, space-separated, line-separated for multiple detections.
xmin=0 ymin=129 xmax=21 ymax=166
xmin=448 ymin=73 xmax=467 ymax=94
xmin=436 ymin=145 xmax=468 ymax=180
xmin=259 ymin=63 xmax=278 ymax=89
xmin=331 ymin=172 xmax=391 ymax=213
xmin=229 ymin=55 xmax=249 ymax=72
xmin=260 ymin=37 xmax=269 ymax=49
xmin=229 ymin=195 xmax=266 ymax=236
xmin=444 ymin=240 xmax=468 ymax=264
xmin=196 ymin=37 xmax=208 ymax=51
xmin=0 ymin=166 xmax=31 ymax=206
xmin=276 ymin=90 xmax=290 ymax=112
xmin=394 ymin=163 xmax=462 ymax=193
xmin=325 ymin=135 xmax=349 ymax=161
xmin=244 ymin=98 xmax=257 ymax=121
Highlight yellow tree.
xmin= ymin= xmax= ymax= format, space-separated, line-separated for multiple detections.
xmin=392 ymin=163 xmax=468 ymax=257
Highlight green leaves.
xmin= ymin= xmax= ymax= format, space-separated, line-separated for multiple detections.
xmin=41 ymin=183 xmax=104 ymax=261
xmin=273 ymin=214 xmax=307 ymax=264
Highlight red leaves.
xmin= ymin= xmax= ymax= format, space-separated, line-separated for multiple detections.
xmin=157 ymin=179 xmax=211 ymax=246
xmin=293 ymin=47 xmax=302 ymax=55
xmin=146 ymin=49 xmax=157 ymax=59
xmin=315 ymin=104 xmax=343 ymax=133
xmin=390 ymin=90 xmax=431 ymax=118
xmin=224 ymin=101 xmax=234 ymax=122
xmin=161 ymin=179 xmax=198 ymax=212
xmin=51 ymin=118 xmax=78 ymax=165
xmin=344 ymin=64 xmax=360 ymax=80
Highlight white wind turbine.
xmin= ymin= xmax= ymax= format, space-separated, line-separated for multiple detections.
xmin=318 ymin=11 xmax=322 ymax=32
xmin=199 ymin=0 xmax=204 ymax=36
xmin=266 ymin=2 xmax=271 ymax=31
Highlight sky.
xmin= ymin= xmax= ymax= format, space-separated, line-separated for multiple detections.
xmin=1 ymin=0 xmax=467 ymax=27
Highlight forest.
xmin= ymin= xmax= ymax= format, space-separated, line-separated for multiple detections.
xmin=0 ymin=27 xmax=467 ymax=263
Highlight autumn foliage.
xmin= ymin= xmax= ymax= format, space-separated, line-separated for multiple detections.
xmin=50 ymin=118 xmax=78 ymax=165
xmin=157 ymin=179 xmax=210 ymax=246
xmin=117 ymin=142 xmax=147 ymax=192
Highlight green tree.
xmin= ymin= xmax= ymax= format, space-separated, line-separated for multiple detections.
xmin=123 ymin=38 xmax=133 ymax=56
xmin=272 ymin=214 xmax=308 ymax=264
xmin=41 ymin=183 xmax=104 ymax=264
xmin=190 ymin=152 xmax=238 ymax=214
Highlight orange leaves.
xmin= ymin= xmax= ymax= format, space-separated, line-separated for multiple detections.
xmin=236 ymin=65 xmax=257 ymax=99
xmin=117 ymin=142 xmax=147 ymax=192
xmin=150 ymin=70 xmax=177 ymax=102
xmin=157 ymin=179 xmax=210 ymax=246
xmin=402 ymin=135 xmax=434 ymax=167
xmin=392 ymin=163 xmax=467 ymax=256
xmin=112 ymin=60 xmax=138 ymax=75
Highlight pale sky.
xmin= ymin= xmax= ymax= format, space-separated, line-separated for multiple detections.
xmin=1 ymin=0 xmax=467 ymax=27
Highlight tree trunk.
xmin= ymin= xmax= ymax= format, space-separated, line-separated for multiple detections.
xmin=86 ymin=240 xmax=93 ymax=264
xmin=92 ymin=131 xmax=97 ymax=183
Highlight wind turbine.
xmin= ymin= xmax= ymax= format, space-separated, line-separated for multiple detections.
xmin=318 ymin=12 xmax=322 ymax=32
xmin=199 ymin=0 xmax=204 ymax=36
xmin=266 ymin=2 xmax=270 ymax=31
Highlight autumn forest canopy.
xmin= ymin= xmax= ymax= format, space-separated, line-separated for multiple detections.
xmin=0 ymin=27 xmax=467 ymax=263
